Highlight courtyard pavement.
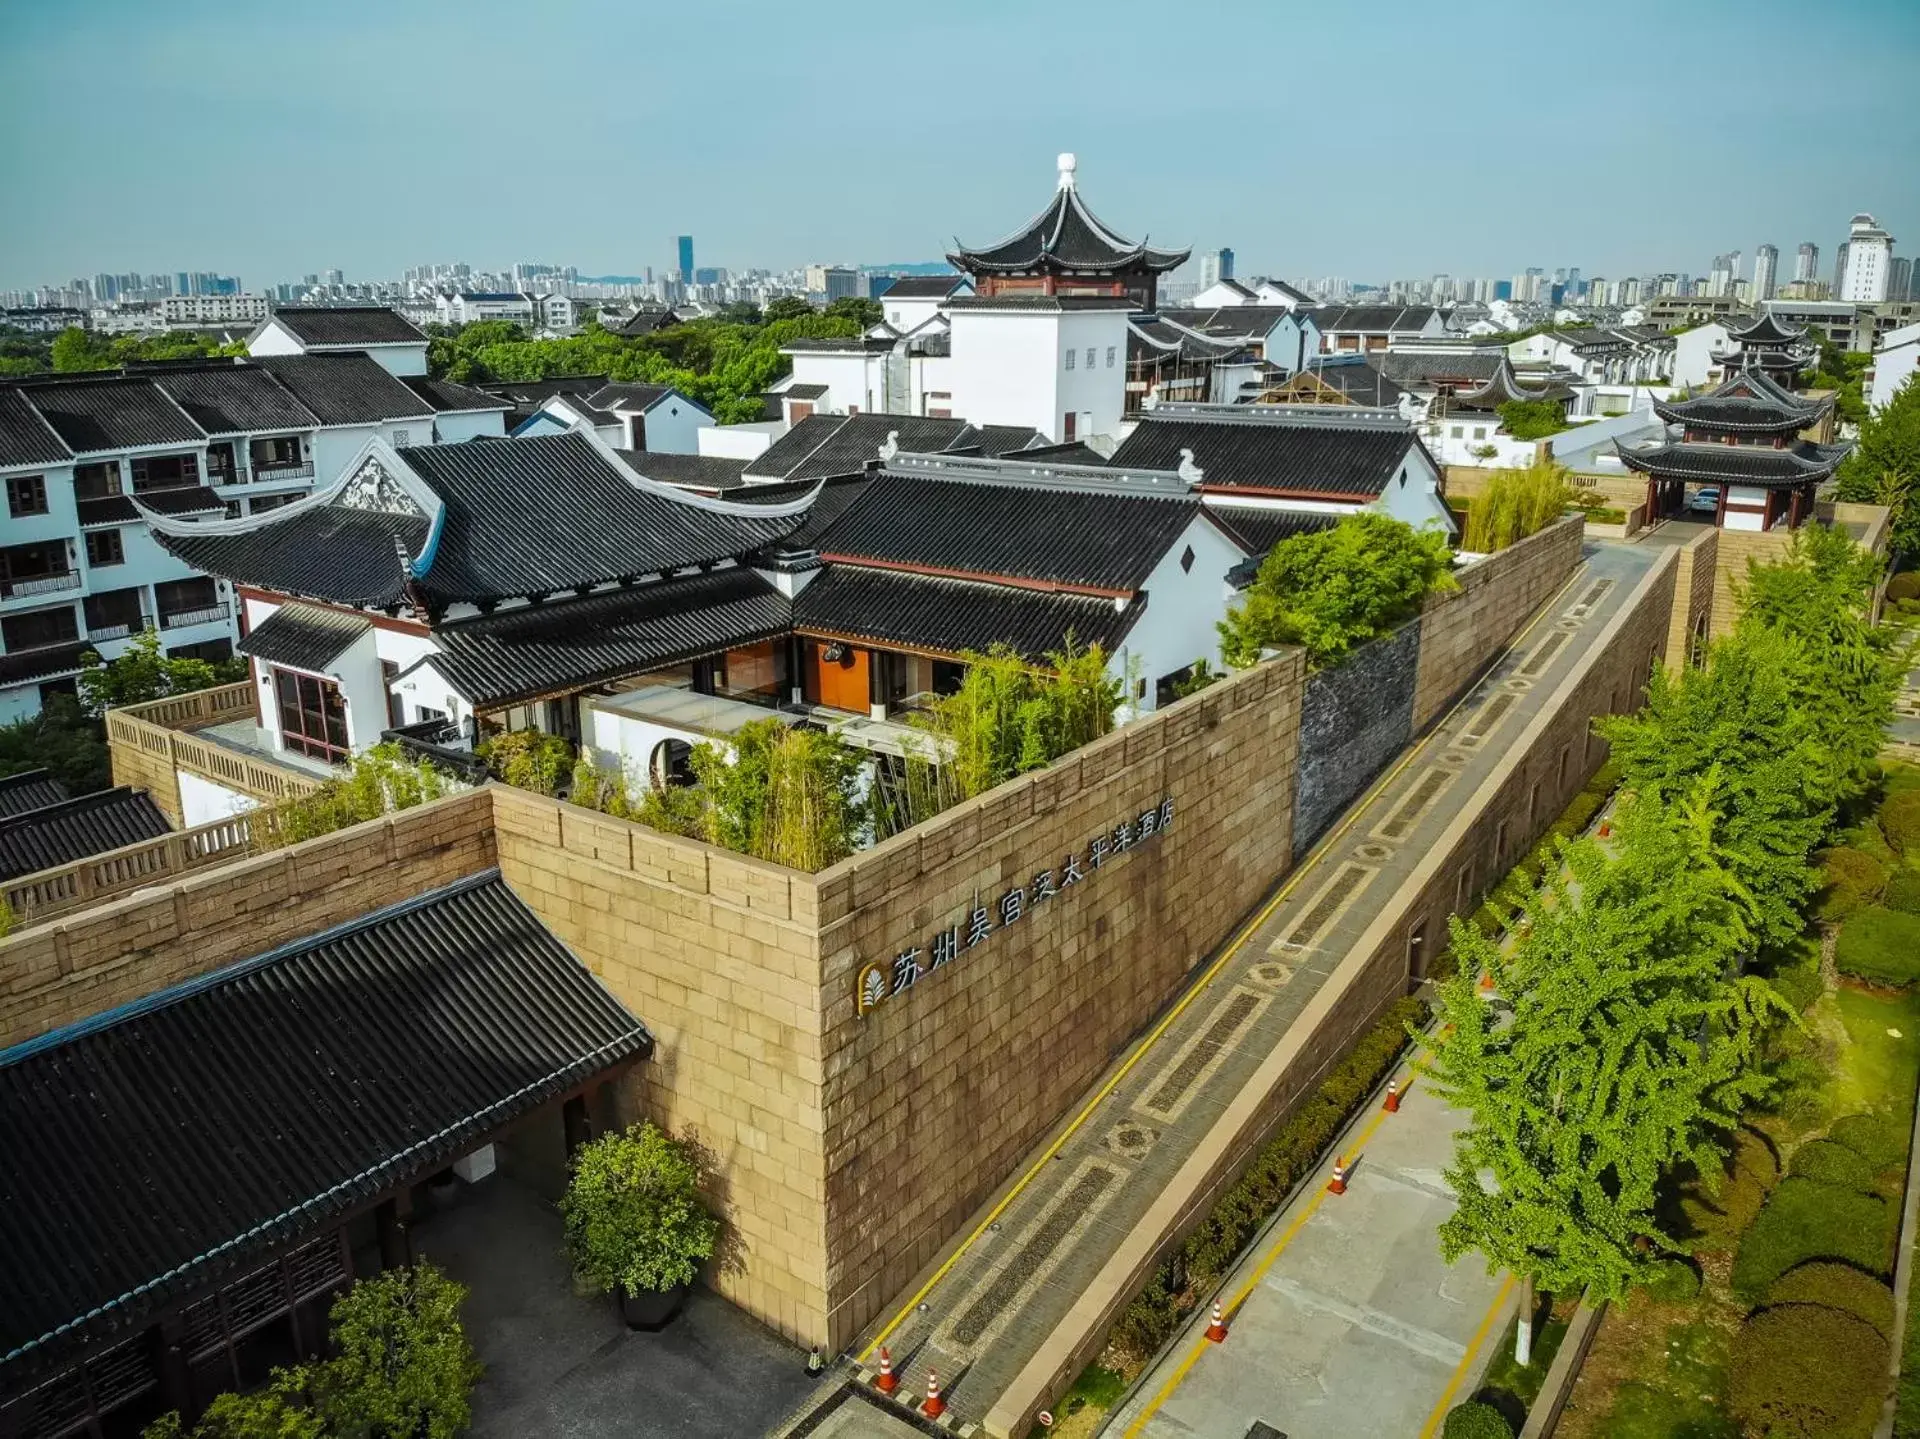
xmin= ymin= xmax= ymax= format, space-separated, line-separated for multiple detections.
xmin=819 ymin=539 xmax=1658 ymax=1431
xmin=414 ymin=1173 xmax=817 ymax=1439
xmin=1105 ymin=1067 xmax=1512 ymax=1439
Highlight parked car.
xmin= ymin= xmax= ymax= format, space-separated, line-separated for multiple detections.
xmin=1687 ymin=486 xmax=1720 ymax=514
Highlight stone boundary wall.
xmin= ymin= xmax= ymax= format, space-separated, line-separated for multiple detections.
xmin=486 ymin=784 xmax=837 ymax=1344
xmin=983 ymin=547 xmax=1680 ymax=1438
xmin=811 ymin=651 xmax=1309 ymax=1346
xmin=0 ymin=789 xmax=495 ymax=1050
xmin=1412 ymin=514 xmax=1586 ymax=733
xmin=1664 ymin=525 xmax=1718 ymax=671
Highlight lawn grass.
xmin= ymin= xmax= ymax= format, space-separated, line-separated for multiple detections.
xmin=1823 ymin=983 xmax=1920 ymax=1126
xmin=1481 ymin=1299 xmax=1575 ymax=1412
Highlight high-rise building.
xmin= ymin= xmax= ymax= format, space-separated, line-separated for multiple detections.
xmin=176 ymin=271 xmax=191 ymax=296
xmin=1891 ymin=256 xmax=1913 ymax=304
xmin=1838 ymin=213 xmax=1895 ymax=301
xmin=1795 ymin=242 xmax=1819 ymax=284
xmin=1197 ymin=248 xmax=1234 ymax=290
xmin=676 ymin=236 xmax=694 ymax=284
xmin=1833 ymin=243 xmax=1850 ymax=295
xmin=1753 ymin=244 xmax=1778 ymax=302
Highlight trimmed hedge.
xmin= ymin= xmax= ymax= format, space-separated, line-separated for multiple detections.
xmin=1820 ymin=845 xmax=1891 ymax=921
xmin=1731 ymin=1177 xmax=1894 ymax=1302
xmin=1788 ymin=1138 xmax=1879 ymax=1192
xmin=1728 ymin=1303 xmax=1887 ymax=1438
xmin=1835 ymin=906 xmax=1920 ymax=988
xmin=1830 ymin=1112 xmax=1912 ymax=1175
xmin=1764 ymin=1261 xmax=1896 ymax=1339
xmin=1442 ymin=1400 xmax=1514 ymax=1438
xmin=1885 ymin=790 xmax=1920 ymax=854
xmin=1682 ymin=1127 xmax=1780 ymax=1252
xmin=1888 ymin=571 xmax=1920 ymax=603
xmin=1106 ymin=995 xmax=1427 ymax=1365
xmin=1887 ymin=866 xmax=1920 ymax=915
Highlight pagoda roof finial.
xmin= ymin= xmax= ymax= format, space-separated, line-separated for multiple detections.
xmin=1057 ymin=152 xmax=1077 ymax=190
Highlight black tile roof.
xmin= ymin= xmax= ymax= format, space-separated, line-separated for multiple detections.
xmin=421 ymin=567 xmax=791 ymax=708
xmin=0 ymin=770 xmax=69 ymax=820
xmin=948 ymin=177 xmax=1187 ymax=274
xmin=250 ymin=354 xmax=434 ymax=427
xmin=1160 ymin=306 xmax=1301 ymax=341
xmin=398 ymin=433 xmax=810 ymax=604
xmin=17 ymin=377 xmax=204 ymax=454
xmin=587 ymin=382 xmax=680 ymax=412
xmin=134 ymin=484 xmax=225 ymax=515
xmin=266 ymin=305 xmax=427 ymax=347
xmin=794 ymin=563 xmax=1139 ymax=661
xmin=0 ymin=786 xmax=171 ymax=882
xmin=238 ymin=602 xmax=372 ymax=672
xmin=815 ymin=469 xmax=1199 ymax=592
xmin=1285 ymin=360 xmax=1406 ymax=407
xmin=1106 ymin=409 xmax=1419 ymax=499
xmin=1726 ymin=310 xmax=1807 ymax=344
xmin=877 ymin=275 xmax=968 ymax=299
xmin=149 ymin=365 xmax=318 ymax=435
xmin=617 ymin=450 xmax=751 ymax=491
xmin=1310 ymin=304 xmax=1439 ymax=334
xmin=1374 ymin=351 xmax=1507 ymax=388
xmin=613 ymin=307 xmax=679 ymax=337
xmin=743 ymin=413 xmax=1040 ymax=483
xmin=1653 ymin=369 xmax=1826 ymax=434
xmin=1443 ymin=354 xmax=1573 ymax=410
xmin=1204 ymin=504 xmax=1341 ymax=561
xmin=0 ymin=871 xmax=651 ymax=1377
xmin=1616 ymin=437 xmax=1850 ymax=487
xmin=0 ymin=389 xmax=74 ymax=469
xmin=474 ymin=375 xmax=610 ymax=406
xmin=1129 ymin=318 xmax=1247 ymax=361
xmin=75 ymin=495 xmax=138 ymax=527
xmin=401 ymin=376 xmax=512 ymax=413
xmin=0 ymin=643 xmax=91 ymax=686
xmin=783 ymin=383 xmax=830 ymax=400
xmin=732 ymin=473 xmax=877 ymax=548
xmin=152 ymin=504 xmax=428 ymax=608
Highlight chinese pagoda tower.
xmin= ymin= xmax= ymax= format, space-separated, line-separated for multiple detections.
xmin=1618 ymin=364 xmax=1848 ymax=532
xmin=946 ymin=153 xmax=1189 ymax=312
xmin=1715 ymin=309 xmax=1813 ymax=388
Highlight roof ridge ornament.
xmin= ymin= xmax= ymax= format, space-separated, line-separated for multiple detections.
xmin=1057 ymin=152 xmax=1077 ymax=191
xmin=878 ymin=430 xmax=901 ymax=462
xmin=1176 ymin=448 xmax=1204 ymax=485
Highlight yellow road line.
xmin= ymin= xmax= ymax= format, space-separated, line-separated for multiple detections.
xmin=855 ymin=566 xmax=1586 ymax=1362
xmin=1419 ymin=1275 xmax=1518 ymax=1438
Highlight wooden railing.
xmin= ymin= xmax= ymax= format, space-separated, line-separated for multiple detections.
xmin=3 ymin=812 xmax=262 ymax=926
xmin=106 ymin=683 xmax=327 ymax=805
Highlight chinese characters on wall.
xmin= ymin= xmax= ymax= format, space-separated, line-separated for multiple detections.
xmin=854 ymin=796 xmax=1175 ymax=1017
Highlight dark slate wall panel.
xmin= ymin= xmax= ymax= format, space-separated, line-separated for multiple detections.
xmin=1291 ymin=619 xmax=1419 ymax=858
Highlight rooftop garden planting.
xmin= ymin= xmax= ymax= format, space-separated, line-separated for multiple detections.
xmin=1459 ymin=460 xmax=1574 ymax=552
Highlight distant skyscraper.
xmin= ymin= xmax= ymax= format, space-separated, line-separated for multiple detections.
xmin=1890 ymin=256 xmax=1912 ymax=304
xmin=676 ymin=236 xmax=694 ymax=284
xmin=176 ymin=271 xmax=190 ymax=296
xmin=1753 ymin=244 xmax=1778 ymax=302
xmin=1838 ymin=213 xmax=1894 ymax=301
xmin=1794 ymin=242 xmax=1819 ymax=283
xmin=1197 ymin=248 xmax=1234 ymax=290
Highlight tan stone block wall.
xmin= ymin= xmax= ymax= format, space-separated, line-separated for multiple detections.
xmin=1412 ymin=515 xmax=1586 ymax=732
xmin=486 ymin=784 xmax=833 ymax=1346
xmin=811 ymin=652 xmax=1309 ymax=1347
xmin=110 ymin=738 xmax=186 ymax=825
xmin=0 ymin=789 xmax=496 ymax=1049
xmin=1663 ymin=526 xmax=1719 ymax=672
xmin=1707 ymin=525 xmax=1797 ymax=637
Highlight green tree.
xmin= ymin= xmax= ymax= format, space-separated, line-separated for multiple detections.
xmin=76 ymin=627 xmax=243 ymax=717
xmin=1423 ymin=789 xmax=1786 ymax=1360
xmin=50 ymin=325 xmax=114 ymax=372
xmin=0 ymin=694 xmax=111 ymax=793
xmin=762 ymin=295 xmax=815 ymax=323
xmin=320 ymin=1264 xmax=482 ymax=1439
xmin=1495 ymin=398 xmax=1571 ymax=440
xmin=561 ymin=1122 xmax=721 ymax=1295
xmin=1836 ymin=370 xmax=1920 ymax=556
xmin=1219 ymin=512 xmax=1455 ymax=670
xmin=823 ymin=295 xmax=883 ymax=329
xmin=1461 ymin=459 xmax=1572 ymax=552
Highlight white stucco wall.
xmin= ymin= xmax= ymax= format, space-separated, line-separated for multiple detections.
xmin=431 ymin=409 xmax=508 ymax=444
xmin=785 ymin=351 xmax=875 ymax=415
xmin=1110 ymin=512 xmax=1248 ymax=712
xmin=633 ymin=397 xmax=714 ymax=454
xmin=945 ymin=308 xmax=1127 ymax=442
xmin=1669 ymin=323 xmax=1732 ymax=390
xmin=1870 ymin=327 xmax=1920 ymax=411
xmin=179 ymin=769 xmax=260 ymax=826
xmin=699 ymin=423 xmax=782 ymax=460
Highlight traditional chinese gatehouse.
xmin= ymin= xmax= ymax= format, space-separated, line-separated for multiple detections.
xmin=1618 ymin=365 xmax=1848 ymax=531
xmin=1713 ymin=309 xmax=1813 ymax=388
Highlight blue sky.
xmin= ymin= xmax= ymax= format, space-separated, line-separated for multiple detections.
xmin=2 ymin=0 xmax=1916 ymax=289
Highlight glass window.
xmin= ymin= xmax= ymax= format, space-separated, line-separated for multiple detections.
xmin=6 ymin=474 xmax=47 ymax=517
xmin=85 ymin=529 xmax=124 ymax=566
xmin=1449 ymin=426 xmax=1463 ymax=438
xmin=1086 ymin=348 xmax=1096 ymax=370
xmin=274 ymin=667 xmax=349 ymax=762
xmin=1064 ymin=349 xmax=1075 ymax=370
xmin=1106 ymin=346 xmax=1116 ymax=367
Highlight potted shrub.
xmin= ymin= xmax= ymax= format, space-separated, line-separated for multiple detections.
xmin=561 ymin=1121 xmax=720 ymax=1329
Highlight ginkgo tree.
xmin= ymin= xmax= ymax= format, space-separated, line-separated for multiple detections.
xmin=1423 ymin=785 xmax=1788 ymax=1363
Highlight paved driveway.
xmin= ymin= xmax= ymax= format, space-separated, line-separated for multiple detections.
xmin=1106 ymin=1072 xmax=1512 ymax=1439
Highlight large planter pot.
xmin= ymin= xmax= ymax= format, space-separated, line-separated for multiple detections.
xmin=618 ymin=1282 xmax=689 ymax=1330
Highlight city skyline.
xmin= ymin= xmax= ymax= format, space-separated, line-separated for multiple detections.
xmin=1 ymin=0 xmax=1917 ymax=291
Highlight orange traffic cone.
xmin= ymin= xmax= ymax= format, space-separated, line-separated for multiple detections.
xmin=1478 ymin=969 xmax=1495 ymax=994
xmin=1204 ymin=1302 xmax=1229 ymax=1343
xmin=1328 ymin=1155 xmax=1349 ymax=1195
xmin=1384 ymin=1079 xmax=1401 ymax=1113
xmin=874 ymin=1346 xmax=897 ymax=1395
xmin=922 ymin=1369 xmax=946 ymax=1419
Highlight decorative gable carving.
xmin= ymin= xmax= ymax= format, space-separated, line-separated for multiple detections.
xmin=336 ymin=456 xmax=424 ymax=517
